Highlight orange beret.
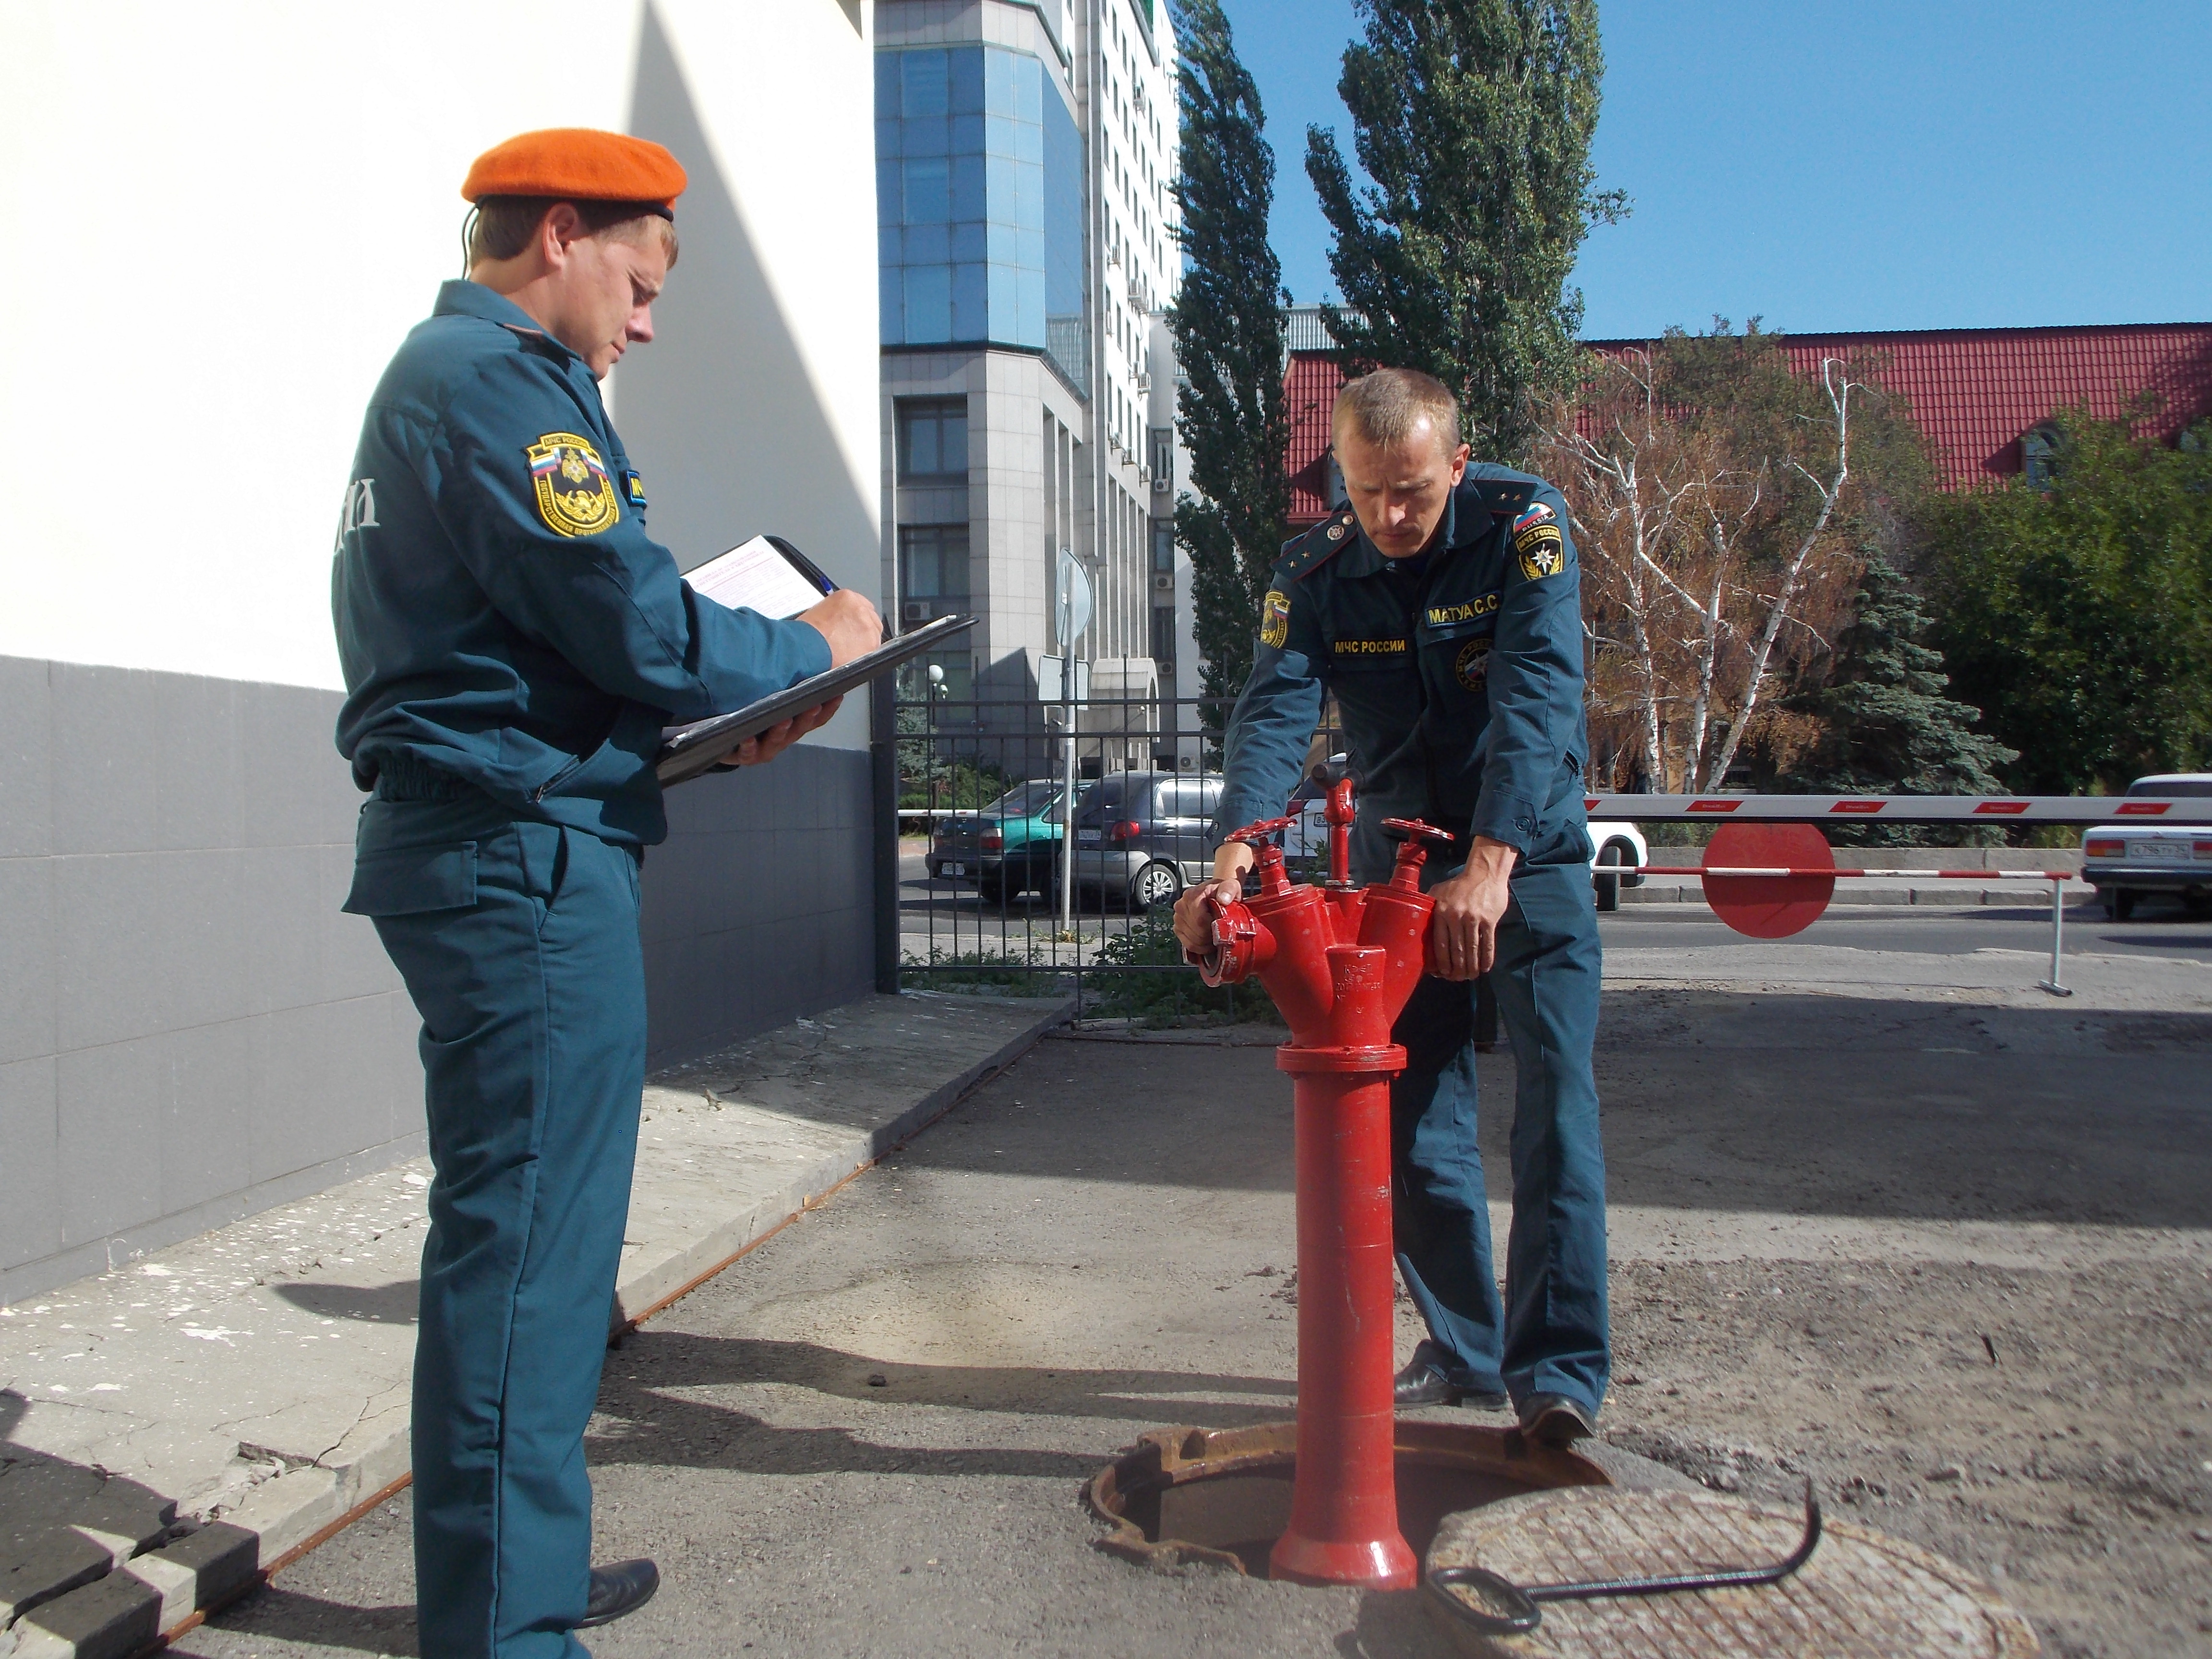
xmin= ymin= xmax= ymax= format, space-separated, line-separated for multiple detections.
xmin=462 ymin=128 xmax=687 ymax=216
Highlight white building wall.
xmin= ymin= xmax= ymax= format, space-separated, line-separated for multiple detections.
xmin=0 ymin=1 xmax=883 ymax=1302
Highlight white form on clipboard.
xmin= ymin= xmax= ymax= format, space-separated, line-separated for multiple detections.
xmin=682 ymin=534 xmax=835 ymax=619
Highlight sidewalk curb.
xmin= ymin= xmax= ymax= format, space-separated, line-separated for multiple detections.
xmin=4 ymin=995 xmax=1072 ymax=1659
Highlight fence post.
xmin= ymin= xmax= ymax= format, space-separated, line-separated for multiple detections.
xmin=871 ymin=673 xmax=900 ymax=995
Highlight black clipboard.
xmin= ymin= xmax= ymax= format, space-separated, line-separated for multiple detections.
xmin=656 ymin=614 xmax=973 ymax=786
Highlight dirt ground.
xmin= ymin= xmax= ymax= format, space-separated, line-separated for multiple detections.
xmin=1603 ymin=1256 xmax=2212 ymax=1657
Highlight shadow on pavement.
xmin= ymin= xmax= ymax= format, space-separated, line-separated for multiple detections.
xmin=586 ymin=1330 xmax=1298 ymax=1477
xmin=272 ymin=1280 xmax=420 ymax=1324
xmin=892 ymin=993 xmax=2212 ymax=1230
xmin=191 ymin=1587 xmax=418 ymax=1657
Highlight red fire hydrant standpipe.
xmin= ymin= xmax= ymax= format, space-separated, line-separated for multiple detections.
xmin=1187 ymin=789 xmax=1455 ymax=1590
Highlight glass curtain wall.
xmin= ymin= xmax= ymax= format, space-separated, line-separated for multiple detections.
xmin=877 ymin=44 xmax=1087 ymax=392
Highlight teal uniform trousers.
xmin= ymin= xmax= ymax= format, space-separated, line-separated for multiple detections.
xmin=348 ymin=787 xmax=642 ymax=1659
xmin=332 ymin=281 xmax=829 ymax=1654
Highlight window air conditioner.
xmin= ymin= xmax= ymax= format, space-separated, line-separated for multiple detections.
xmin=1152 ymin=573 xmax=1173 ymax=593
xmin=901 ymin=601 xmax=929 ymax=623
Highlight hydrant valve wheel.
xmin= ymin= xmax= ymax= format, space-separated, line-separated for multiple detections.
xmin=1226 ymin=816 xmax=1297 ymax=847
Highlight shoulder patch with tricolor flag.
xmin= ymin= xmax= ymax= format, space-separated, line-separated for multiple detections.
xmin=525 ymin=433 xmax=620 ymax=537
xmin=1511 ymin=499 xmax=1565 ymax=579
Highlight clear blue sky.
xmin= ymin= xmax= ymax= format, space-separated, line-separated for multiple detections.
xmin=1213 ymin=0 xmax=2212 ymax=336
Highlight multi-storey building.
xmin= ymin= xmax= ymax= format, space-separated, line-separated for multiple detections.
xmin=876 ymin=0 xmax=1186 ymax=764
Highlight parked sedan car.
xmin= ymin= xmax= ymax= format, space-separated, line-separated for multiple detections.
xmin=2081 ymin=772 xmax=2212 ymax=919
xmin=928 ymin=779 xmax=1083 ymax=903
xmin=1068 ymin=771 xmax=1225 ymax=911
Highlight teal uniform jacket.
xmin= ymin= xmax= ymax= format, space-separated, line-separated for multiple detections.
xmin=1213 ymin=465 xmax=1590 ymax=877
xmin=331 ymin=279 xmax=829 ymax=845
xmin=329 ymin=281 xmax=837 ymax=1654
xmin=1214 ymin=463 xmax=1608 ymax=1409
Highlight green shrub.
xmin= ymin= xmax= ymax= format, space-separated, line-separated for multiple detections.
xmin=1081 ymin=912 xmax=1279 ymax=1026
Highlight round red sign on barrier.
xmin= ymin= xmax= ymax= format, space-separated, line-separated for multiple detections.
xmin=1700 ymin=822 xmax=1835 ymax=938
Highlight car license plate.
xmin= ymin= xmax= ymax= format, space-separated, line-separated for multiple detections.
xmin=943 ymin=862 xmax=966 ymax=877
xmin=2131 ymin=841 xmax=2186 ymax=863
xmin=1078 ymin=830 xmax=1101 ymax=845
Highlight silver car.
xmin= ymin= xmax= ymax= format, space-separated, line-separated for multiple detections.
xmin=1067 ymin=772 xmax=1226 ymax=911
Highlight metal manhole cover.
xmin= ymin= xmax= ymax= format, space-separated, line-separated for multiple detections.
xmin=1427 ymin=1487 xmax=2038 ymax=1658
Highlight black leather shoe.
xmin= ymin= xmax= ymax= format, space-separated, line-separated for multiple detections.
xmin=1394 ymin=1352 xmax=1454 ymax=1407
xmin=1394 ymin=1342 xmax=1509 ymax=1411
xmin=1518 ymin=1393 xmax=1597 ymax=1446
xmin=578 ymin=1558 xmax=660 ymax=1629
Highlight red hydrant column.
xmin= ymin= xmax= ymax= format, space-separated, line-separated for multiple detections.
xmin=1267 ymin=944 xmax=1418 ymax=1590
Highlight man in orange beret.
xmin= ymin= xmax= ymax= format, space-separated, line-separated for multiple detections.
xmin=332 ymin=128 xmax=881 ymax=1658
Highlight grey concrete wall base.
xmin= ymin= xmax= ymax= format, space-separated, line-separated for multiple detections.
xmin=2 ymin=655 xmax=878 ymax=1304
xmin=0 ymin=992 xmax=1070 ymax=1659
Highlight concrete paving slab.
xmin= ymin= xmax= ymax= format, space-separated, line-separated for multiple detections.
xmin=0 ymin=992 xmax=1069 ymax=1657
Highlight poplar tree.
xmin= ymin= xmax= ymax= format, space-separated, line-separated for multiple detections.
xmin=1168 ymin=0 xmax=1291 ymax=718
xmin=1309 ymin=0 xmax=1625 ymax=463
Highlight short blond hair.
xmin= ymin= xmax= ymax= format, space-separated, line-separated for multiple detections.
xmin=465 ymin=197 xmax=680 ymax=269
xmin=1332 ymin=368 xmax=1462 ymax=455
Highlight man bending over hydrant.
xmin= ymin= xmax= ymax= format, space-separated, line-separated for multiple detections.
xmin=1173 ymin=368 xmax=1608 ymax=1446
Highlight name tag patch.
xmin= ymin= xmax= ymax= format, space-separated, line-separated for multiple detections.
xmin=1425 ymin=591 xmax=1500 ymax=628
xmin=1334 ymin=637 xmax=1408 ymax=659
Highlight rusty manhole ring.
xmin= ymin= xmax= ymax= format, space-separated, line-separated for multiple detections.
xmin=1086 ymin=1419 xmax=1612 ymax=1578
xmin=1426 ymin=1486 xmax=2039 ymax=1657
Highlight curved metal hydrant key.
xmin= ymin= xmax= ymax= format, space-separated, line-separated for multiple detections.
xmin=1425 ymin=1479 xmax=1823 ymax=1637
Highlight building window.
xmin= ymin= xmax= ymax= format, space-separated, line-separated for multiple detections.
xmin=897 ymin=399 xmax=969 ymax=481
xmin=2021 ymin=422 xmax=2060 ymax=491
xmin=1150 ymin=605 xmax=1176 ymax=665
xmin=898 ymin=524 xmax=971 ymax=628
xmin=1151 ymin=518 xmax=1175 ymax=574
xmin=876 ymin=42 xmax=1087 ymax=388
xmin=1148 ymin=426 xmax=1174 ymax=488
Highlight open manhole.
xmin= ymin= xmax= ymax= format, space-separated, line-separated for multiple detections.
xmin=1086 ymin=1420 xmax=1611 ymax=1578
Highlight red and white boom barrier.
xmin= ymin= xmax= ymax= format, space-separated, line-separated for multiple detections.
xmin=1575 ymin=795 xmax=2197 ymax=999
xmin=1585 ymin=793 xmax=2212 ymax=826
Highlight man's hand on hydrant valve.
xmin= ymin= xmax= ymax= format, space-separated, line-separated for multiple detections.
xmin=1427 ymin=837 xmax=1517 ymax=980
xmin=1174 ymin=841 xmax=1257 ymax=957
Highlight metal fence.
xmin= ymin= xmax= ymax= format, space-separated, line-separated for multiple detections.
xmin=867 ymin=683 xmax=1345 ymax=1022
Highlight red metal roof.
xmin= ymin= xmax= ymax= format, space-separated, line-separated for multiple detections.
xmin=1284 ymin=351 xmax=1344 ymax=525
xmin=1281 ymin=321 xmax=2212 ymax=520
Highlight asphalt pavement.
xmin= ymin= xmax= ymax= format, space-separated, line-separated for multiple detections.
xmin=1597 ymin=901 xmax=2212 ymax=962
xmin=165 ymin=910 xmax=2212 ymax=1658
